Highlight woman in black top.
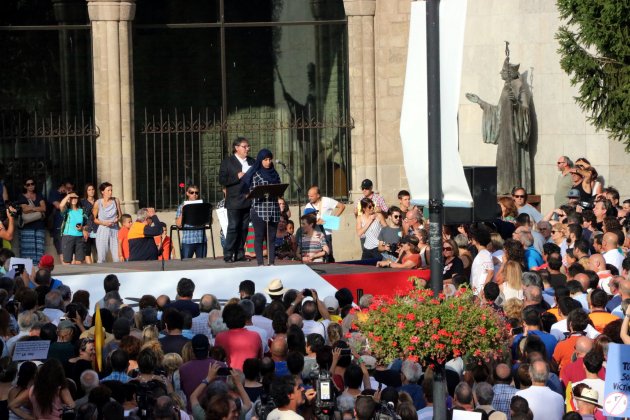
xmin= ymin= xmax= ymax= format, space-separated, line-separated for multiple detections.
xmin=241 ymin=149 xmax=282 ymax=266
xmin=442 ymin=238 xmax=465 ymax=281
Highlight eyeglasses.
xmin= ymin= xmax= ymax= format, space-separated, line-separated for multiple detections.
xmin=25 ymin=182 xmax=35 ymax=186
xmin=365 ymin=205 xmax=374 ymax=209
xmin=551 ymin=230 xmax=560 ymax=233
xmin=238 ymin=144 xmax=250 ymax=149
xmin=513 ymin=195 xmax=525 ymax=198
xmin=443 ymin=247 xmax=452 ymax=251
xmin=557 ymin=161 xmax=565 ymax=165
xmin=187 ymin=191 xmax=199 ymax=195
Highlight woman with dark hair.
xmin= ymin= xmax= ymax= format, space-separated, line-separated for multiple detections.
xmin=7 ymin=361 xmax=37 ymax=420
xmin=274 ymin=215 xmax=296 ymax=260
xmin=59 ymin=192 xmax=88 ymax=264
xmin=93 ymin=182 xmax=122 ymax=263
xmin=356 ymin=198 xmax=386 ymax=261
xmin=65 ymin=338 xmax=95 ymax=391
xmin=297 ymin=213 xmax=330 ymax=263
xmin=376 ymin=235 xmax=422 ymax=269
xmin=0 ymin=358 xmax=17 ymax=418
xmin=442 ymin=238 xmax=464 ymax=281
xmin=16 ymin=178 xmax=47 ymax=264
xmin=16 ymin=359 xmax=74 ymax=419
xmin=241 ymin=149 xmax=282 ymax=266
xmin=80 ymin=183 xmax=98 ymax=264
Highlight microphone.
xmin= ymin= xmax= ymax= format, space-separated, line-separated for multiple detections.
xmin=275 ymin=159 xmax=288 ymax=168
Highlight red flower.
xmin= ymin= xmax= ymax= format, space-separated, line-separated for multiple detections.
xmin=179 ymin=182 xmax=185 ymax=188
xmin=392 ymin=342 xmax=398 ymax=347
xmin=431 ymin=318 xmax=440 ymax=325
xmin=406 ymin=313 xmax=416 ymax=321
xmin=397 ymin=321 xmax=406 ymax=329
xmin=407 ymin=355 xmax=419 ymax=362
xmin=410 ymin=336 xmax=420 ymax=344
xmin=479 ymin=327 xmax=487 ymax=336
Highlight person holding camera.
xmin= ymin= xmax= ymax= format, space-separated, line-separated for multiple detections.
xmin=0 ymin=204 xmax=17 ymax=242
xmin=377 ymin=206 xmax=403 ymax=262
xmin=59 ymin=192 xmax=88 ymax=264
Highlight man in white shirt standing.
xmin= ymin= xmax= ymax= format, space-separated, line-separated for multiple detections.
xmin=304 ymin=185 xmax=345 ymax=262
xmin=267 ymin=375 xmax=316 ymax=420
xmin=512 ymin=187 xmax=542 ymax=223
xmin=602 ymin=232 xmax=624 ymax=273
xmin=470 ymin=226 xmax=494 ymax=295
xmin=515 ymin=361 xmax=564 ymax=420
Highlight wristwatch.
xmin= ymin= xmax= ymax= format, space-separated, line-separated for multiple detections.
xmin=202 ymin=379 xmax=210 ymax=385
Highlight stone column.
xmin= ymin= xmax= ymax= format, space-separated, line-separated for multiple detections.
xmin=88 ymin=0 xmax=138 ymax=214
xmin=343 ymin=0 xmax=377 ymax=201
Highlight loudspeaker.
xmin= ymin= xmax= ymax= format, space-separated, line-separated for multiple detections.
xmin=443 ymin=166 xmax=497 ymax=224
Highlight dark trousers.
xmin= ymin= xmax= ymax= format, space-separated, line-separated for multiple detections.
xmin=224 ymin=208 xmax=250 ymax=261
xmin=251 ymin=210 xmax=278 ymax=266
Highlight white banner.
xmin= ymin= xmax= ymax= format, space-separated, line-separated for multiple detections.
xmin=400 ymin=0 xmax=473 ymax=208
xmin=56 ymin=265 xmax=338 ymax=313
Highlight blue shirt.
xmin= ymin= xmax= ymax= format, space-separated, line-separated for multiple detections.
xmin=62 ymin=209 xmax=85 ymax=237
xmin=524 ymin=247 xmax=543 ymax=270
xmin=101 ymin=371 xmax=132 ymax=383
xmin=512 ymin=330 xmax=558 ymax=361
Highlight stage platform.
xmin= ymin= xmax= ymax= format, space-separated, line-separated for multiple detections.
xmin=53 ymin=258 xmax=430 ymax=308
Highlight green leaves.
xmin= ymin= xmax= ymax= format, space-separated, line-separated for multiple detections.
xmin=556 ymin=0 xmax=630 ymax=149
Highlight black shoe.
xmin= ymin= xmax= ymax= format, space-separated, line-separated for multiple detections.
xmin=224 ymin=257 xmax=235 ymax=263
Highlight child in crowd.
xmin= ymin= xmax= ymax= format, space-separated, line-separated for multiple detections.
xmin=117 ymin=214 xmax=132 ymax=261
xmin=155 ymin=222 xmax=172 ymax=260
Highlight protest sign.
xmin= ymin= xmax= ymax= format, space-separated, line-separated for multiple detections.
xmin=603 ymin=343 xmax=630 ymax=417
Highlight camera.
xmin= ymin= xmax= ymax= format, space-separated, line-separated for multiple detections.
xmin=579 ymin=201 xmax=594 ymax=210
xmin=8 ymin=202 xmax=22 ymax=218
xmin=216 ymin=367 xmax=231 ymax=376
xmin=303 ymin=289 xmax=312 ymax=297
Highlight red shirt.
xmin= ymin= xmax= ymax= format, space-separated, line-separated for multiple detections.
xmin=155 ymin=235 xmax=172 ymax=260
xmin=214 ymin=328 xmax=262 ymax=370
xmin=560 ymin=357 xmax=606 ymax=387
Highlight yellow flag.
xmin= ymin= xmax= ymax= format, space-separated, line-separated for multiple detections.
xmin=94 ymin=304 xmax=103 ymax=372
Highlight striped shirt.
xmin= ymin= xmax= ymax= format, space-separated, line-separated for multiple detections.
xmin=299 ymin=231 xmax=328 ymax=262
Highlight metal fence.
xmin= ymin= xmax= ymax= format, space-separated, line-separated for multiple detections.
xmin=0 ymin=111 xmax=98 ymax=200
xmin=138 ymin=107 xmax=353 ymax=210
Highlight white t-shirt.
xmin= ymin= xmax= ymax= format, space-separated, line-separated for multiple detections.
xmin=302 ymin=319 xmax=330 ymax=340
xmin=305 ymin=197 xmax=339 ymax=235
xmin=573 ymin=378 xmax=605 ymax=405
xmin=549 ymin=319 xmax=600 ymax=341
xmin=267 ymin=409 xmax=304 ymax=420
xmin=515 ymin=386 xmax=564 ymax=420
xmin=237 ymin=155 xmax=251 ymax=173
xmin=471 ymin=249 xmax=494 ymax=295
xmin=604 ymin=249 xmax=625 ymax=273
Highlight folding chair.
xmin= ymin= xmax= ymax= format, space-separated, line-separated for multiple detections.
xmin=169 ymin=202 xmax=216 ymax=259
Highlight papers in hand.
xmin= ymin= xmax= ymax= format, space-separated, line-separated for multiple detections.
xmin=321 ymin=215 xmax=340 ymax=231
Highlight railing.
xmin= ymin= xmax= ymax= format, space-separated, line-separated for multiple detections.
xmin=0 ymin=111 xmax=98 ymax=199
xmin=138 ymin=107 xmax=353 ymax=210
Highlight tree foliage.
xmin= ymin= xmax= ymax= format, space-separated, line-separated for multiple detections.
xmin=556 ymin=0 xmax=630 ymax=149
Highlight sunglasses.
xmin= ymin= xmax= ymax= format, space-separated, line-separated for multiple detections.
xmin=443 ymin=247 xmax=452 ymax=251
xmin=551 ymin=230 xmax=561 ymax=233
xmin=187 ymin=191 xmax=199 ymax=195
xmin=365 ymin=205 xmax=374 ymax=209
xmin=25 ymin=182 xmax=35 ymax=186
xmin=557 ymin=161 xmax=565 ymax=164
xmin=392 ymin=215 xmax=401 ymax=219
xmin=513 ymin=195 xmax=525 ymax=198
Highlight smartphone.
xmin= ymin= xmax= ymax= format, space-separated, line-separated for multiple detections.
xmin=511 ymin=327 xmax=524 ymax=335
xmin=217 ymin=367 xmax=231 ymax=376
xmin=12 ymin=264 xmax=25 ymax=276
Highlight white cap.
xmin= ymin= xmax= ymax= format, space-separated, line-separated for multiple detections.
xmin=323 ymin=296 xmax=339 ymax=311
xmin=302 ymin=296 xmax=314 ymax=304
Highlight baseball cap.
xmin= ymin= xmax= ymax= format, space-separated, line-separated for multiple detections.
xmin=39 ymin=255 xmax=55 ymax=270
xmin=302 ymin=296 xmax=314 ymax=304
xmin=192 ymin=334 xmax=210 ymax=359
xmin=567 ymin=188 xmax=580 ymax=199
xmin=303 ymin=208 xmax=318 ymax=216
xmin=323 ymin=296 xmax=339 ymax=312
xmin=360 ymin=179 xmax=373 ymax=190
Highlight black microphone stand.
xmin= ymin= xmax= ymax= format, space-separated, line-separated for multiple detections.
xmin=277 ymin=161 xmax=303 ymax=218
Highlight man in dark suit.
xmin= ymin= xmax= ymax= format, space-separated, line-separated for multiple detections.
xmin=219 ymin=137 xmax=255 ymax=262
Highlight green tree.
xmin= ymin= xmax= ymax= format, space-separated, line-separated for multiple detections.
xmin=556 ymin=0 xmax=630 ymax=149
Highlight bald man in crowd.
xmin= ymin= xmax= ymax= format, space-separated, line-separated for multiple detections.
xmin=492 ymin=363 xmax=518 ymax=417
xmin=271 ymin=337 xmax=290 ymax=376
xmin=559 ymin=336 xmax=600 ymax=387
xmin=611 ymin=278 xmax=630 ymax=318
xmin=602 ymin=232 xmax=624 ymax=273
xmin=589 ymin=254 xmax=614 ymax=294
